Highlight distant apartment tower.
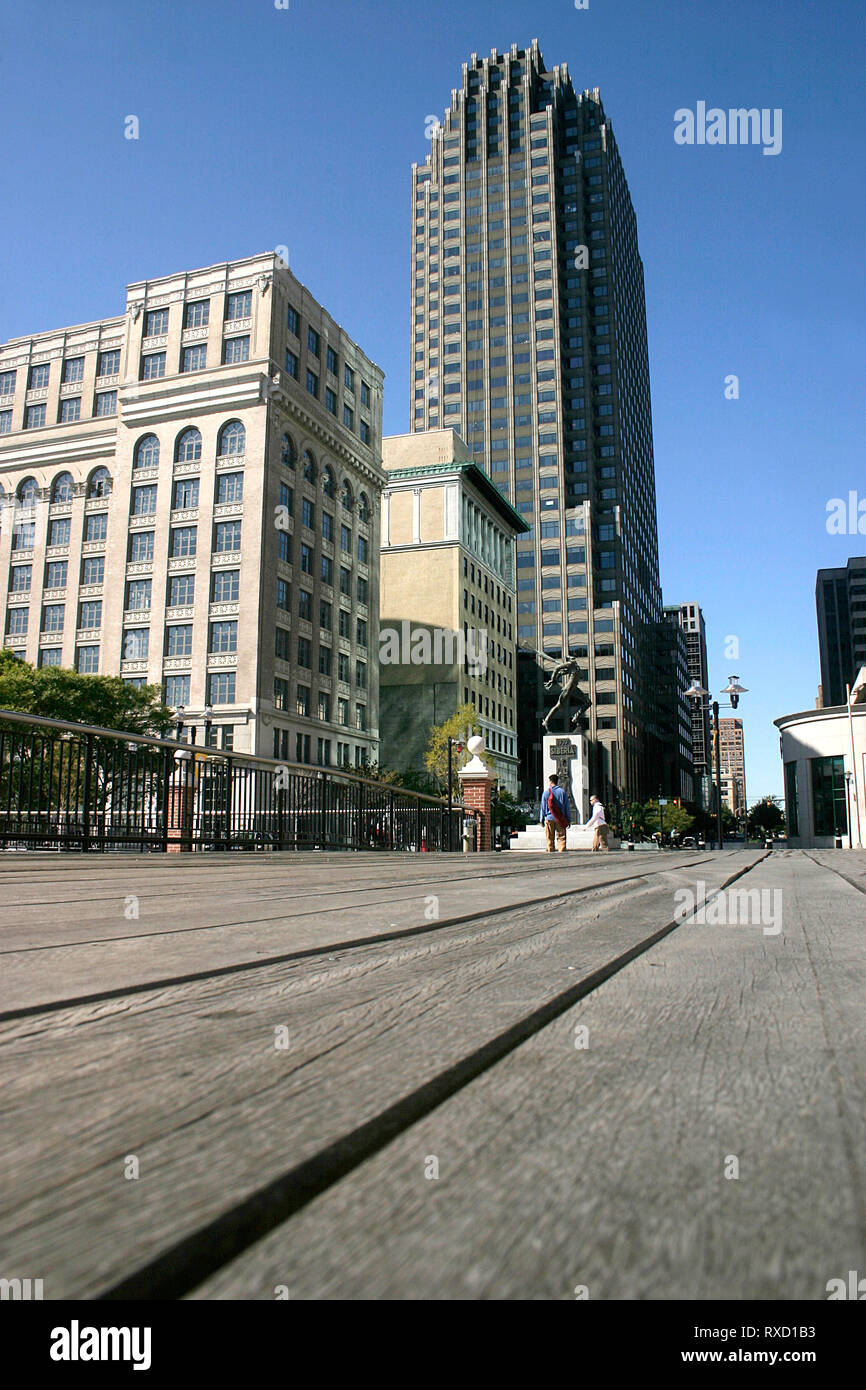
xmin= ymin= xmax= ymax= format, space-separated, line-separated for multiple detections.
xmin=409 ymin=38 xmax=665 ymax=804
xmin=718 ymin=717 xmax=746 ymax=815
xmin=677 ymin=601 xmax=711 ymax=807
xmin=0 ymin=253 xmax=384 ymax=767
xmin=378 ymin=429 xmax=527 ymax=792
xmin=816 ymin=557 xmax=866 ymax=707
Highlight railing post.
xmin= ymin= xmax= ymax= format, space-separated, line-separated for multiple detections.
xmin=224 ymin=758 xmax=233 ymax=851
xmin=81 ymin=734 xmax=93 ymax=853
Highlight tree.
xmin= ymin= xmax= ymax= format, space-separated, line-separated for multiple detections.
xmin=0 ymin=649 xmax=173 ymax=737
xmin=747 ymin=798 xmax=785 ymax=838
xmin=424 ymin=702 xmax=490 ymax=799
xmin=644 ymin=799 xmax=695 ymax=837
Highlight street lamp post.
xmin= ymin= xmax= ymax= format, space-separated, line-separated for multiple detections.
xmin=686 ymin=677 xmax=748 ymax=851
xmin=447 ymin=736 xmax=463 ymax=852
xmin=845 ymin=771 xmax=854 ymax=850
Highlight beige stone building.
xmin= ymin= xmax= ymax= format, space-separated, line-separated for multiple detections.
xmin=719 ymin=717 xmax=747 ymax=815
xmin=0 ymin=253 xmax=384 ymax=766
xmin=379 ymin=428 xmax=528 ymax=792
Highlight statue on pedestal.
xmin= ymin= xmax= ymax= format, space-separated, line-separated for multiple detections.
xmin=541 ymin=655 xmax=592 ymax=734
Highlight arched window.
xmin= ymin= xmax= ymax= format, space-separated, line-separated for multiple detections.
xmin=302 ymin=449 xmax=316 ymax=484
xmin=358 ymin=491 xmax=370 ymax=523
xmin=340 ymin=478 xmax=354 ymax=513
xmin=281 ymin=433 xmax=296 ymax=470
xmin=175 ymin=428 xmax=202 ymax=463
xmin=52 ymin=472 xmax=74 ymax=502
xmin=218 ymin=420 xmax=245 ymax=457
xmin=134 ymin=434 xmax=160 ymax=470
xmin=17 ymin=478 xmax=40 ymax=507
xmin=88 ymin=467 xmax=112 ymax=498
xmin=322 ymin=466 xmax=335 ymax=499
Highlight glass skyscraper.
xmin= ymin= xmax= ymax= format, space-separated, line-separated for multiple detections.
xmin=410 ymin=39 xmax=666 ymax=804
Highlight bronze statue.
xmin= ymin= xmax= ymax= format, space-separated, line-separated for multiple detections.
xmin=541 ymin=654 xmax=592 ymax=733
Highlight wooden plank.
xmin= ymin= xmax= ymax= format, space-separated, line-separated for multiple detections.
xmin=192 ymin=852 xmax=866 ymax=1300
xmin=0 ymin=858 xmax=754 ymax=1298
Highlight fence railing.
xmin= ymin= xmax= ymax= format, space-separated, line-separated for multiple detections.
xmin=0 ymin=710 xmax=463 ymax=853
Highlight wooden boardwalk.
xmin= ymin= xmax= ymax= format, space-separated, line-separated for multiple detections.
xmin=0 ymin=847 xmax=863 ymax=1300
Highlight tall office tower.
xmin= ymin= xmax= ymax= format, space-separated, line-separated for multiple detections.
xmin=718 ymin=718 xmax=747 ymax=816
xmin=0 ymin=253 xmax=384 ymax=766
xmin=660 ymin=605 xmax=695 ymax=802
xmin=677 ymin=600 xmax=711 ymax=808
xmin=816 ymin=557 xmax=866 ymax=707
xmin=410 ymin=38 xmax=665 ymax=803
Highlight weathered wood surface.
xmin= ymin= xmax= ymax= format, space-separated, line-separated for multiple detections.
xmin=1 ymin=848 xmax=862 ymax=1300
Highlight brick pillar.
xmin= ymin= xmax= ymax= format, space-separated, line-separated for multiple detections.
xmin=458 ymin=737 xmax=496 ymax=852
xmin=166 ymin=751 xmax=194 ymax=853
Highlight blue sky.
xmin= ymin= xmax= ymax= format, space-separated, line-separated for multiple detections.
xmin=2 ymin=0 xmax=864 ymax=798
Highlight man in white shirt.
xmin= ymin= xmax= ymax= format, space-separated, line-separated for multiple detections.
xmin=586 ymin=794 xmax=610 ymax=852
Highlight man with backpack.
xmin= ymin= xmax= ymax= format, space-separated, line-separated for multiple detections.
xmin=540 ymin=773 xmax=570 ymax=852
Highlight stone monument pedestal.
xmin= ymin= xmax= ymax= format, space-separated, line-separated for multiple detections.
xmin=542 ymin=732 xmax=590 ymax=825
xmin=510 ymin=823 xmax=621 ymax=853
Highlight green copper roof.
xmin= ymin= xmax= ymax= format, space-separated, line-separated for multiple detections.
xmin=384 ymin=459 xmax=530 ymax=534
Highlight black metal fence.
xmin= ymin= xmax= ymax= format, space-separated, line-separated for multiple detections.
xmin=0 ymin=710 xmax=463 ymax=853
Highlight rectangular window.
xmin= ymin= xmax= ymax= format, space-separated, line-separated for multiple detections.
xmin=172 ymin=477 xmax=199 ymax=510
xmin=141 ymin=353 xmax=166 ymax=380
xmin=318 ymin=646 xmax=332 ymax=676
xmin=184 ymin=299 xmax=210 ymax=328
xmin=326 ymin=346 xmax=338 ymax=375
xmin=170 ymin=526 xmax=197 ymax=558
xmin=0 ymin=369 xmax=17 ymax=394
xmin=338 ymin=652 xmax=350 ymax=682
xmin=300 ymin=544 xmax=313 ymax=575
xmin=286 ymin=305 xmax=299 ymax=336
xmin=357 ymin=535 xmax=368 ymax=564
xmin=166 ymin=625 xmax=194 ymax=659
xmin=298 ymin=588 xmax=312 ymax=621
xmin=208 ymin=671 xmax=236 ymax=704
xmin=296 ymin=684 xmax=311 ymax=717
xmin=126 ymin=579 xmax=152 ymax=610
xmin=181 ymin=346 xmax=207 ymax=373
xmin=123 ymin=627 xmax=148 ymax=659
xmin=308 ymin=327 xmax=320 ymax=357
xmin=79 ymin=600 xmax=102 ymax=630
xmin=25 ymin=403 xmax=46 ymax=429
xmin=320 ymin=600 xmax=332 ymax=631
xmin=277 ymin=530 xmax=291 ymax=562
xmin=215 ymin=521 xmax=242 ymax=551
xmin=165 ymin=674 xmax=190 ymax=706
xmin=356 ymin=619 xmax=367 ymax=648
xmin=82 ymin=555 xmax=105 ymax=584
xmin=223 ymin=336 xmax=250 ymax=364
xmin=76 ymin=645 xmax=99 ymax=674
xmin=322 ymin=511 xmax=334 ymax=542
xmin=225 ymin=290 xmax=252 ymax=320
xmin=276 ymin=577 xmax=290 ymax=610
xmin=275 ymin=626 xmax=291 ymax=661
xmin=359 ymin=420 xmax=370 ymax=445
xmin=296 ymin=732 xmax=311 ymax=764
xmin=48 ymin=517 xmax=72 ymax=546
xmin=273 ymin=676 xmax=289 ymax=712
xmin=357 ymin=576 xmax=368 ymax=604
xmin=209 ymin=620 xmax=237 ymax=653
xmin=145 ymin=308 xmax=169 ymax=337
xmin=95 ymin=391 xmax=117 ymax=416
xmin=6 ymin=607 xmax=28 ymax=635
xmin=11 ymin=565 xmax=33 ymax=592
xmin=343 ymin=405 xmax=354 ymax=431
xmin=306 ymin=370 xmax=319 ymax=398
xmin=297 ymin=636 xmax=312 ymax=668
xmin=321 ymin=555 xmax=333 ymax=586
xmin=0 ymin=410 xmax=12 ymax=434
xmin=340 ymin=566 xmax=351 ymax=597
xmin=42 ymin=603 xmax=64 ymax=632
xmin=133 ymin=484 xmax=158 ymax=515
xmin=39 ymin=648 xmax=62 ymax=668
xmin=216 ymin=472 xmax=243 ymax=504
xmin=59 ymin=396 xmax=81 ymax=422
xmin=344 ymin=365 xmax=355 ymax=392
xmin=810 ymin=756 xmax=847 ymax=838
xmin=326 ymin=387 xmax=337 ymax=415
xmin=169 ymin=574 xmax=195 ymax=605
xmin=285 ymin=349 xmax=299 ymax=379
xmin=97 ymin=350 xmax=120 ymax=377
xmin=360 ymin=381 xmax=371 ymax=407
xmin=211 ymin=569 xmax=238 ymax=602
xmin=29 ymin=363 xmax=50 ymax=390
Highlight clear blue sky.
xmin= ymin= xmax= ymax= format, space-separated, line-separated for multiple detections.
xmin=2 ymin=0 xmax=864 ymax=799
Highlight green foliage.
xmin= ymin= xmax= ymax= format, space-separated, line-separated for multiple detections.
xmin=424 ymin=702 xmax=490 ymax=798
xmin=747 ymin=798 xmax=785 ymax=836
xmin=0 ymin=649 xmax=173 ymax=737
xmin=644 ymin=799 xmax=695 ymax=835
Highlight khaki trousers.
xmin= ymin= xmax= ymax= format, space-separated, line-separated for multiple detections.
xmin=592 ymin=824 xmax=610 ymax=852
xmin=544 ymin=820 xmax=567 ymax=853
